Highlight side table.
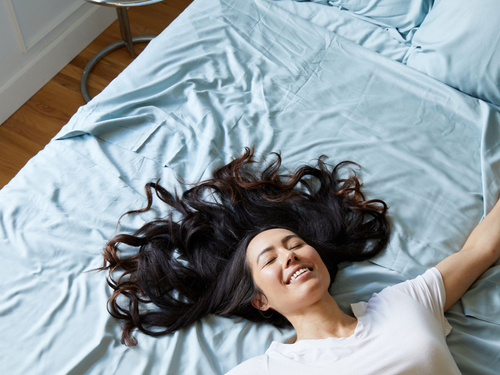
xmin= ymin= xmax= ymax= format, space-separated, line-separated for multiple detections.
xmin=81 ymin=0 xmax=163 ymax=102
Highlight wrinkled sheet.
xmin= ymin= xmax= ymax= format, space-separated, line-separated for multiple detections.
xmin=1 ymin=0 xmax=499 ymax=373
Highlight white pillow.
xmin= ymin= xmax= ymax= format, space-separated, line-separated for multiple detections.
xmin=405 ymin=0 xmax=500 ymax=107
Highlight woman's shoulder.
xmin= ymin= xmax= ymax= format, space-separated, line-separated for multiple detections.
xmin=369 ymin=267 xmax=452 ymax=335
xmin=380 ymin=267 xmax=444 ymax=302
xmin=225 ymin=353 xmax=268 ymax=375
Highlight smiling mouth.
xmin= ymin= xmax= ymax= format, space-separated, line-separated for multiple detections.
xmin=288 ymin=268 xmax=312 ymax=284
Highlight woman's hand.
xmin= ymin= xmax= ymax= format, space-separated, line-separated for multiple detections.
xmin=436 ymin=197 xmax=500 ymax=311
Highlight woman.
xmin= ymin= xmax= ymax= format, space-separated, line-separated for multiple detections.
xmin=229 ymin=227 xmax=471 ymax=374
xmin=100 ymin=147 xmax=500 ymax=373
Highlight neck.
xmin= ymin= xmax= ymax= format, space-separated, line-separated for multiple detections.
xmin=287 ymin=293 xmax=358 ymax=342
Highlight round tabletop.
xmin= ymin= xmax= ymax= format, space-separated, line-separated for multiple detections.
xmin=84 ymin=0 xmax=164 ymax=7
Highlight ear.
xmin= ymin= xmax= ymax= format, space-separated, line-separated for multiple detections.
xmin=251 ymin=293 xmax=270 ymax=311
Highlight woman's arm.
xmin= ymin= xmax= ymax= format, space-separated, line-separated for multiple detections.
xmin=436 ymin=198 xmax=500 ymax=311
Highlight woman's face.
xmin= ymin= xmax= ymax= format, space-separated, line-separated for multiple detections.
xmin=246 ymin=228 xmax=331 ymax=318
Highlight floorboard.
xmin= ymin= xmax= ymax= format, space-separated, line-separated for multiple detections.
xmin=0 ymin=0 xmax=193 ymax=189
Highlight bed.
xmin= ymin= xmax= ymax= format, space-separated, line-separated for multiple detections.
xmin=1 ymin=0 xmax=500 ymax=373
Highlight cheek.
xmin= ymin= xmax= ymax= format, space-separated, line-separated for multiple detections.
xmin=253 ymin=267 xmax=281 ymax=294
xmin=318 ymin=260 xmax=331 ymax=286
xmin=307 ymin=249 xmax=330 ymax=284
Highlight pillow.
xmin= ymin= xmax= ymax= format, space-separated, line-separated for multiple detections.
xmin=404 ymin=0 xmax=500 ymax=107
xmin=309 ymin=0 xmax=433 ymax=36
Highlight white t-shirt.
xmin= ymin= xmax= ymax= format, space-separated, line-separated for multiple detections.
xmin=226 ymin=268 xmax=461 ymax=375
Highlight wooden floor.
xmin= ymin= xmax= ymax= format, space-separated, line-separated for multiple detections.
xmin=0 ymin=0 xmax=193 ymax=189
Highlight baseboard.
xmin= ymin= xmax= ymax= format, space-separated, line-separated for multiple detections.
xmin=0 ymin=6 xmax=116 ymax=126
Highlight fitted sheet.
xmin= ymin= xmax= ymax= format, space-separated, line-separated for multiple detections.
xmin=1 ymin=0 xmax=499 ymax=373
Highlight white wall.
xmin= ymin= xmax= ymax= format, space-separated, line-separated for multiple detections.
xmin=0 ymin=0 xmax=116 ymax=125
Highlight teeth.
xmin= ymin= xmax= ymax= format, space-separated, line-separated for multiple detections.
xmin=289 ymin=268 xmax=309 ymax=283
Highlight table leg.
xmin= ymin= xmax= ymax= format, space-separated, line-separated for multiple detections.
xmin=116 ymin=7 xmax=135 ymax=57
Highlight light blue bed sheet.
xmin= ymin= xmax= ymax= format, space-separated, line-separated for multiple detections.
xmin=1 ymin=0 xmax=499 ymax=373
xmin=272 ymin=0 xmax=411 ymax=61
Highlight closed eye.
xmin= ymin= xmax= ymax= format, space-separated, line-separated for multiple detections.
xmin=264 ymin=257 xmax=276 ymax=266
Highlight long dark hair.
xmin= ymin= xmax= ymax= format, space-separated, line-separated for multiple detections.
xmin=99 ymin=147 xmax=391 ymax=346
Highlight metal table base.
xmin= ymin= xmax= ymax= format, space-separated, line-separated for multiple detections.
xmin=80 ymin=7 xmax=156 ymax=102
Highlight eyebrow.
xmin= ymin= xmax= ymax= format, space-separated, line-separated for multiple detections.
xmin=256 ymin=234 xmax=300 ymax=265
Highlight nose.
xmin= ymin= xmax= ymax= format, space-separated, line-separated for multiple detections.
xmin=284 ymin=249 xmax=298 ymax=268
